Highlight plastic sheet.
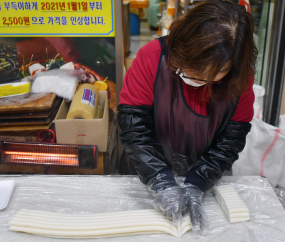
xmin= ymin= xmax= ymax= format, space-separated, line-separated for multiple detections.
xmin=0 ymin=175 xmax=285 ymax=242
xmin=0 ymin=93 xmax=50 ymax=106
xmin=274 ymin=186 xmax=285 ymax=209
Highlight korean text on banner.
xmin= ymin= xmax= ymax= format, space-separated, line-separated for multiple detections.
xmin=0 ymin=0 xmax=115 ymax=37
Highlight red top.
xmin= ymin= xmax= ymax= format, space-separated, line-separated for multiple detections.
xmin=120 ymin=39 xmax=254 ymax=122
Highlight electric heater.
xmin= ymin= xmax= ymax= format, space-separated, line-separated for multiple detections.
xmin=0 ymin=141 xmax=98 ymax=169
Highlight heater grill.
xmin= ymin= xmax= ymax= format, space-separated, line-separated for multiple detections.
xmin=0 ymin=141 xmax=98 ymax=169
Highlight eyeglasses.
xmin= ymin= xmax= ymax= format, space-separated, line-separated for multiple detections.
xmin=181 ymin=74 xmax=211 ymax=83
xmin=176 ymin=68 xmax=211 ymax=83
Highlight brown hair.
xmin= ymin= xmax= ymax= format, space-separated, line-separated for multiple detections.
xmin=167 ymin=0 xmax=258 ymax=100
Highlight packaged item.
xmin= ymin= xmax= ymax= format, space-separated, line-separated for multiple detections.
xmin=0 ymin=81 xmax=30 ymax=99
xmin=66 ymin=83 xmax=99 ymax=119
xmin=54 ymin=91 xmax=108 ymax=152
xmin=31 ymin=69 xmax=86 ymax=101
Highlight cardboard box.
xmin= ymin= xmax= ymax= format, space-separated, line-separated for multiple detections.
xmin=54 ymin=91 xmax=109 ymax=152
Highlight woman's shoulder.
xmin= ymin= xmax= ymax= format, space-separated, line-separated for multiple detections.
xmin=139 ymin=39 xmax=161 ymax=58
xmin=119 ymin=39 xmax=161 ymax=106
xmin=231 ymin=76 xmax=255 ymax=122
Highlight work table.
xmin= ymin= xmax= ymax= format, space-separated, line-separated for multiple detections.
xmin=0 ymin=175 xmax=285 ymax=241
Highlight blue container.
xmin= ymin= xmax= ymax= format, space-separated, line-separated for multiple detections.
xmin=130 ymin=13 xmax=140 ymax=35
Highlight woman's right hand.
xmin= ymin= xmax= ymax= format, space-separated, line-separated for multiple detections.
xmin=152 ymin=186 xmax=184 ymax=223
xmin=147 ymin=168 xmax=184 ymax=223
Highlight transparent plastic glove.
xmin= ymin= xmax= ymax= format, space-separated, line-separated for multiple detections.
xmin=147 ymin=169 xmax=184 ymax=224
xmin=181 ymin=183 xmax=205 ymax=232
xmin=152 ymin=186 xmax=184 ymax=223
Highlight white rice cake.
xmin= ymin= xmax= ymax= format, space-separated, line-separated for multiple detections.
xmin=214 ymin=185 xmax=250 ymax=223
xmin=9 ymin=209 xmax=192 ymax=238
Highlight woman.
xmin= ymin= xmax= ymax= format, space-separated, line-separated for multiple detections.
xmin=118 ymin=0 xmax=257 ymax=231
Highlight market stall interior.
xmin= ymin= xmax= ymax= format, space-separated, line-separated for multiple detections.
xmin=1 ymin=0 xmax=285 ymax=241
xmin=0 ymin=36 xmax=118 ymax=176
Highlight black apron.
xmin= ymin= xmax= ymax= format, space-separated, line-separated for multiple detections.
xmin=153 ymin=37 xmax=238 ymax=175
xmin=120 ymin=36 xmax=238 ymax=176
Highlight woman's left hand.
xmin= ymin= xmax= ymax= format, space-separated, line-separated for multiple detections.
xmin=181 ymin=183 xmax=205 ymax=232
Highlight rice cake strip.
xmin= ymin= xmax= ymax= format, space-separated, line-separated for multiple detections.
xmin=9 ymin=209 xmax=192 ymax=238
xmin=214 ymin=185 xmax=250 ymax=223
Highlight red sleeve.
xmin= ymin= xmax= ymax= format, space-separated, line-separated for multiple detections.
xmin=231 ymin=75 xmax=255 ymax=122
xmin=119 ymin=39 xmax=161 ymax=106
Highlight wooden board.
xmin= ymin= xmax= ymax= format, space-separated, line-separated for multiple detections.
xmin=0 ymin=164 xmax=45 ymax=174
xmin=0 ymin=122 xmax=52 ymax=132
xmin=0 ymin=102 xmax=60 ymax=126
xmin=0 ymin=135 xmax=38 ymax=142
xmin=0 ymin=93 xmax=56 ymax=113
xmin=0 ymin=98 xmax=62 ymax=120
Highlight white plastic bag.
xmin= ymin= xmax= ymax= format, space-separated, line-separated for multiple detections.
xmin=253 ymin=102 xmax=263 ymax=120
xmin=252 ymin=85 xmax=265 ymax=120
xmin=280 ymin=114 xmax=285 ymax=130
xmin=31 ymin=69 xmax=86 ymax=101
xmin=232 ymin=118 xmax=285 ymax=187
xmin=277 ymin=115 xmax=285 ymax=189
xmin=253 ymin=84 xmax=265 ymax=107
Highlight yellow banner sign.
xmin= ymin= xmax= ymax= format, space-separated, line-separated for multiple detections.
xmin=0 ymin=0 xmax=115 ymax=36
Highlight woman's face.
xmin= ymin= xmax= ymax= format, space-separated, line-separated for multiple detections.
xmin=183 ymin=60 xmax=232 ymax=84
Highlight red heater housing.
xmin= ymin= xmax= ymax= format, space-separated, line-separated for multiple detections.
xmin=0 ymin=141 xmax=98 ymax=169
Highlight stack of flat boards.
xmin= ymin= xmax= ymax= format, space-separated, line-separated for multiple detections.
xmin=0 ymin=93 xmax=61 ymax=132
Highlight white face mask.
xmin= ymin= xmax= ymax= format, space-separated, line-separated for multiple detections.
xmin=179 ymin=73 xmax=206 ymax=87
xmin=176 ymin=68 xmax=207 ymax=87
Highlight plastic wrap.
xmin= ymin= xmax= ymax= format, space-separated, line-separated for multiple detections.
xmin=181 ymin=183 xmax=205 ymax=232
xmin=147 ymin=169 xmax=183 ymax=222
xmin=31 ymin=69 xmax=86 ymax=101
xmin=0 ymin=176 xmax=285 ymax=242
xmin=146 ymin=169 xmax=177 ymax=193
xmin=0 ymin=76 xmax=49 ymax=106
xmin=274 ymin=186 xmax=285 ymax=209
xmin=0 ymin=93 xmax=49 ymax=106
xmin=150 ymin=186 xmax=183 ymax=222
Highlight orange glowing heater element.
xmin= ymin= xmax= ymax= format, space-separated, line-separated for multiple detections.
xmin=0 ymin=141 xmax=98 ymax=169
xmin=5 ymin=151 xmax=79 ymax=166
xmin=5 ymin=151 xmax=77 ymax=158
